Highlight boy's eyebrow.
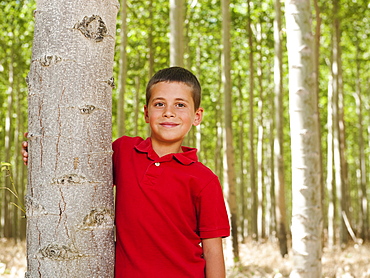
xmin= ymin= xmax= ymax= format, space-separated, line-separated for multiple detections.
xmin=151 ymin=97 xmax=190 ymax=103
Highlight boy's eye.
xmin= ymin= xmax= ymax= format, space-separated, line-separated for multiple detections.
xmin=176 ymin=103 xmax=186 ymax=108
xmin=154 ymin=102 xmax=164 ymax=107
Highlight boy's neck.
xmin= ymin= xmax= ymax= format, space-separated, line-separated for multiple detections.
xmin=151 ymin=138 xmax=183 ymax=157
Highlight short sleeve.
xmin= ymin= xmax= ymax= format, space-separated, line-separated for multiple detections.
xmin=196 ymin=177 xmax=230 ymax=239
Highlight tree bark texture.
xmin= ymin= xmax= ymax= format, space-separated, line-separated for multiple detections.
xmin=26 ymin=1 xmax=118 ymax=277
xmin=285 ymin=0 xmax=323 ymax=277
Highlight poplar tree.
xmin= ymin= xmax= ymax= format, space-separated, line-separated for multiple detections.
xmin=26 ymin=1 xmax=118 ymax=276
xmin=285 ymin=0 xmax=322 ymax=276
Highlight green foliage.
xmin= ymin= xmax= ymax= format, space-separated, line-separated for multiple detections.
xmin=1 ymin=0 xmax=370 ymax=241
xmin=0 ymin=162 xmax=26 ymax=215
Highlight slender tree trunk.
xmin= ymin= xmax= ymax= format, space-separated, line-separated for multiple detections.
xmin=273 ymin=0 xmax=288 ymax=257
xmin=148 ymin=0 xmax=154 ymax=77
xmin=331 ymin=0 xmax=347 ymax=246
xmin=354 ymin=55 xmax=368 ymax=240
xmin=267 ymin=118 xmax=276 ymax=238
xmin=312 ymin=0 xmax=324 ymax=244
xmin=134 ymin=74 xmax=140 ymax=136
xmin=237 ymin=74 xmax=246 ymax=242
xmin=195 ymin=42 xmax=202 ymax=154
xmin=221 ymin=0 xmax=239 ymax=262
xmin=338 ymin=31 xmax=349 ymax=246
xmin=117 ymin=0 xmax=127 ymax=137
xmin=256 ymin=21 xmax=265 ymax=240
xmin=170 ymin=0 xmax=184 ymax=66
xmin=257 ymin=124 xmax=265 ymax=239
xmin=285 ymin=0 xmax=322 ymax=276
xmin=327 ymin=76 xmax=335 ymax=248
xmin=4 ymin=58 xmax=14 ymax=238
xmin=26 ymin=1 xmax=118 ymax=276
xmin=247 ymin=0 xmax=257 ymax=241
xmin=13 ymin=81 xmax=21 ymax=239
xmin=15 ymin=80 xmax=27 ymax=240
xmin=215 ymin=68 xmax=223 ymax=180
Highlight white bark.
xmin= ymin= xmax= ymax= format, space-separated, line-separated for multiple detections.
xmin=285 ymin=0 xmax=322 ymax=277
xmin=26 ymin=1 xmax=118 ymax=277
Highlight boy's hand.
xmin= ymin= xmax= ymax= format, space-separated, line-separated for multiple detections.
xmin=21 ymin=132 xmax=29 ymax=166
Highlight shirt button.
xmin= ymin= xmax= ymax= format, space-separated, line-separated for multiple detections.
xmin=154 ymin=162 xmax=160 ymax=167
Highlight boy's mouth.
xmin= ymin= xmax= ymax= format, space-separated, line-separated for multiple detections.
xmin=160 ymin=122 xmax=179 ymax=128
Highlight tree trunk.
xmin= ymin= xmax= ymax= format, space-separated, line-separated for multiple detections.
xmin=4 ymin=58 xmax=14 ymax=238
xmin=256 ymin=21 xmax=265 ymax=240
xmin=247 ymin=0 xmax=257 ymax=241
xmin=134 ymin=74 xmax=141 ymax=136
xmin=221 ymin=0 xmax=239 ymax=263
xmin=273 ymin=0 xmax=288 ymax=257
xmin=148 ymin=0 xmax=154 ymax=77
xmin=354 ymin=54 xmax=367 ymax=240
xmin=331 ymin=0 xmax=347 ymax=246
xmin=26 ymin=1 xmax=118 ymax=277
xmin=312 ymin=0 xmax=324 ymax=248
xmin=327 ymin=76 xmax=335 ymax=248
xmin=170 ymin=0 xmax=184 ymax=66
xmin=237 ymin=74 xmax=246 ymax=242
xmin=285 ymin=0 xmax=322 ymax=276
xmin=117 ymin=0 xmax=128 ymax=137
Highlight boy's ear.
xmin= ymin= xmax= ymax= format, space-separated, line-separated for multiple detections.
xmin=193 ymin=108 xmax=204 ymax=126
xmin=144 ymin=105 xmax=149 ymax=123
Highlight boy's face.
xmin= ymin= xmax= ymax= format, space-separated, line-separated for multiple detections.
xmin=144 ymin=81 xmax=203 ymax=148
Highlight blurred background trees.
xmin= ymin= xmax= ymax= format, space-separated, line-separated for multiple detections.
xmin=1 ymin=0 xmax=369 ymax=270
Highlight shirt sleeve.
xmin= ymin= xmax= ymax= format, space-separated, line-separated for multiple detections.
xmin=197 ymin=177 xmax=230 ymax=239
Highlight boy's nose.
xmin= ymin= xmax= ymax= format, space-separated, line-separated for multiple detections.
xmin=163 ymin=107 xmax=175 ymax=117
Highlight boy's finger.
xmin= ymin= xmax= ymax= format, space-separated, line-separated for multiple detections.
xmin=22 ymin=141 xmax=28 ymax=151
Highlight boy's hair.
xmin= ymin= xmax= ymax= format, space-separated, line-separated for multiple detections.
xmin=146 ymin=67 xmax=201 ymax=110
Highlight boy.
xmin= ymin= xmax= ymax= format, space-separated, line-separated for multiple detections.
xmin=23 ymin=67 xmax=230 ymax=277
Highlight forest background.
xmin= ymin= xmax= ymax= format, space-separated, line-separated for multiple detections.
xmin=0 ymin=0 xmax=370 ymax=277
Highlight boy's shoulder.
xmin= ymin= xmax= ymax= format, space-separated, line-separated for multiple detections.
xmin=187 ymin=158 xmax=219 ymax=183
xmin=112 ymin=135 xmax=144 ymax=149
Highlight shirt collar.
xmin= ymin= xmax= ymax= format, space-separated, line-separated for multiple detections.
xmin=134 ymin=137 xmax=198 ymax=165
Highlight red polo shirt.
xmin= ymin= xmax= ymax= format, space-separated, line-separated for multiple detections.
xmin=112 ymin=136 xmax=230 ymax=278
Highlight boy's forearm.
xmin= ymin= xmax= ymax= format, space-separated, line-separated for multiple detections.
xmin=202 ymin=237 xmax=226 ymax=278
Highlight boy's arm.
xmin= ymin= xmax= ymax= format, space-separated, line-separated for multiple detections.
xmin=202 ymin=237 xmax=226 ymax=278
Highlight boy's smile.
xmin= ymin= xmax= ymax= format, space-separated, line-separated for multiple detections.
xmin=144 ymin=81 xmax=203 ymax=156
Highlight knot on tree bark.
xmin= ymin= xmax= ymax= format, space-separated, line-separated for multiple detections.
xmin=79 ymin=105 xmax=96 ymax=114
xmin=39 ymin=243 xmax=82 ymax=261
xmin=39 ymin=55 xmax=62 ymax=67
xmin=106 ymin=77 xmax=115 ymax=88
xmin=82 ymin=208 xmax=114 ymax=229
xmin=74 ymin=15 xmax=108 ymax=42
xmin=53 ymin=174 xmax=86 ymax=185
